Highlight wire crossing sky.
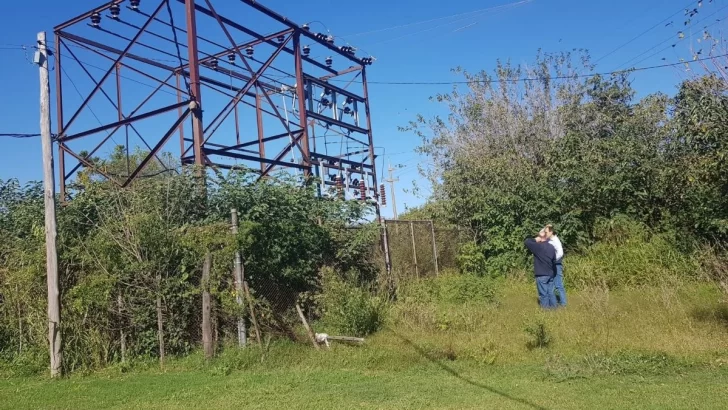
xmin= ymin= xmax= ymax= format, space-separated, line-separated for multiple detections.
xmin=0 ymin=0 xmax=724 ymax=216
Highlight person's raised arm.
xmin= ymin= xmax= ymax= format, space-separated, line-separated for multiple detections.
xmin=524 ymin=237 xmax=539 ymax=254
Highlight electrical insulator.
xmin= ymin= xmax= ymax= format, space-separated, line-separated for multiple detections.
xmin=320 ymin=97 xmax=330 ymax=107
xmin=336 ymin=176 xmax=344 ymax=199
xmin=228 ymin=53 xmax=235 ymax=64
xmin=246 ymin=46 xmax=254 ymax=57
xmin=110 ymin=4 xmax=120 ymax=19
xmin=315 ymin=32 xmax=327 ymax=41
xmin=302 ymin=23 xmax=310 ymax=31
xmin=325 ymin=56 xmax=333 ymax=67
xmin=359 ymin=180 xmax=366 ymax=201
xmin=91 ymin=12 xmax=101 ymax=27
xmin=343 ymin=106 xmax=352 ymax=115
xmin=277 ymin=34 xmax=285 ymax=43
xmin=380 ymin=184 xmax=386 ymax=206
xmin=340 ymin=46 xmax=355 ymax=55
xmin=326 ymin=35 xmax=335 ymax=45
xmin=324 ymin=88 xmax=332 ymax=95
xmin=361 ymin=57 xmax=374 ymax=65
xmin=303 ymin=45 xmax=310 ymax=56
xmin=130 ymin=0 xmax=141 ymax=10
xmin=210 ymin=57 xmax=218 ymax=70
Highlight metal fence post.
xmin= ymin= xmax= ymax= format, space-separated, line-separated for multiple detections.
xmin=410 ymin=221 xmax=419 ymax=278
xmin=430 ymin=221 xmax=439 ymax=276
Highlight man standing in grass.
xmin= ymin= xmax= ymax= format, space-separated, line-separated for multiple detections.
xmin=544 ymin=224 xmax=566 ymax=306
xmin=524 ymin=232 xmax=557 ymax=308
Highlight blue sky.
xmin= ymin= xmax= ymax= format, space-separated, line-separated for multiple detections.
xmin=0 ymin=0 xmax=723 ymax=217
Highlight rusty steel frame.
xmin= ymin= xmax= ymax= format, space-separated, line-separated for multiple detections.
xmin=54 ymin=0 xmax=380 ymax=207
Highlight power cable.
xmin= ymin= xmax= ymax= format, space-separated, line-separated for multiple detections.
xmin=359 ymin=1 xmax=531 ymax=47
xmin=0 ymin=133 xmax=41 ymax=138
xmin=339 ymin=0 xmax=534 ymax=38
xmin=165 ymin=0 xmax=192 ymax=95
xmin=59 ymin=65 xmax=121 ymax=148
xmin=591 ymin=0 xmax=697 ymax=66
xmin=624 ymin=13 xmax=728 ymax=69
xmin=614 ymin=4 xmax=728 ymax=70
xmin=327 ymin=52 xmax=728 ymax=85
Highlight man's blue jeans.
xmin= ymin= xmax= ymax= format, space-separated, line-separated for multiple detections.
xmin=535 ymin=275 xmax=557 ymax=308
xmin=554 ymin=263 xmax=566 ymax=306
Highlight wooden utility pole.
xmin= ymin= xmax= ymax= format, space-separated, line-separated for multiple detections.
xmin=385 ymin=164 xmax=399 ymax=220
xmin=201 ymin=252 xmax=213 ymax=360
xmin=231 ymin=209 xmax=247 ymax=347
xmin=37 ymin=31 xmax=61 ymax=378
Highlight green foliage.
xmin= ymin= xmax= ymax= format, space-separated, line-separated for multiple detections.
xmin=455 ymin=242 xmax=488 ymax=276
xmin=398 ymin=271 xmax=497 ymax=305
xmin=567 ymin=216 xmax=701 ymax=288
xmin=546 ymin=351 xmax=696 ymax=380
xmin=524 ymin=318 xmax=552 ymax=350
xmin=317 ymin=268 xmax=387 ymax=337
xmin=0 ymin=157 xmax=376 ymax=373
xmin=410 ymin=51 xmax=728 ymax=279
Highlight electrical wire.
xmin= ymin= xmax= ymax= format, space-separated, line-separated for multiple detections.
xmin=591 ymin=0 xmax=697 ymax=66
xmin=327 ymin=52 xmax=728 ymax=85
xmin=624 ymin=14 xmax=728 ymax=69
xmin=165 ymin=0 xmax=192 ymax=95
xmin=0 ymin=133 xmax=41 ymax=138
xmin=59 ymin=65 xmax=121 ymax=147
xmin=359 ymin=1 xmax=531 ymax=47
xmin=339 ymin=0 xmax=534 ymax=38
xmin=614 ymin=4 xmax=728 ymax=70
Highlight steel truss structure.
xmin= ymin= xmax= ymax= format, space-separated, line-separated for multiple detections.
xmin=53 ymin=0 xmax=381 ymax=205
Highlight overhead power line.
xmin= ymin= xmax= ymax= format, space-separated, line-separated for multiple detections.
xmin=0 ymin=133 xmax=42 ymax=138
xmin=614 ymin=4 xmax=728 ymax=70
xmin=592 ymin=0 xmax=696 ymax=66
xmin=336 ymin=53 xmax=728 ymax=85
xmin=339 ymin=0 xmax=534 ymax=38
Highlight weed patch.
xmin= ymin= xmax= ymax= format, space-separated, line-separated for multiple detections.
xmin=545 ymin=351 xmax=700 ymax=381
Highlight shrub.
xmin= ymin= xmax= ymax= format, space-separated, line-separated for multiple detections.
xmin=317 ymin=268 xmax=387 ymax=337
xmin=456 ymin=242 xmax=488 ymax=276
xmin=398 ymin=272 xmax=497 ymax=305
xmin=566 ymin=217 xmax=701 ymax=288
xmin=524 ymin=318 xmax=551 ymax=350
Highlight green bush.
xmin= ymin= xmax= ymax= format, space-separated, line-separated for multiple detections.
xmin=399 ymin=272 xmax=497 ymax=305
xmin=317 ymin=268 xmax=387 ymax=337
xmin=566 ymin=217 xmax=701 ymax=288
xmin=456 ymin=242 xmax=488 ymax=276
xmin=524 ymin=319 xmax=551 ymax=350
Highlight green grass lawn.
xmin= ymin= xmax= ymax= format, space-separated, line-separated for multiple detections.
xmin=2 ymin=352 xmax=727 ymax=409
xmin=3 ymin=282 xmax=728 ymax=409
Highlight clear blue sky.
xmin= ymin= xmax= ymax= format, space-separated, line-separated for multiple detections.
xmin=0 ymin=0 xmax=722 ymax=217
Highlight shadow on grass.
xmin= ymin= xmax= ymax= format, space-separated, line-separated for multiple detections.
xmin=389 ymin=330 xmax=548 ymax=410
xmin=691 ymin=303 xmax=728 ymax=328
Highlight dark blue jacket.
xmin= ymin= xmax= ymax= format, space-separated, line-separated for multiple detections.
xmin=524 ymin=238 xmax=556 ymax=277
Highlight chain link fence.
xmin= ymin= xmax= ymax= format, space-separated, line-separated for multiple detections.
xmin=236 ymin=219 xmax=463 ymax=346
xmin=381 ymin=220 xmax=461 ymax=292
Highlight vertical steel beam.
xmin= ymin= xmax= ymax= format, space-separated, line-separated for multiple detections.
xmin=54 ymin=33 xmax=66 ymax=202
xmin=361 ymin=66 xmax=378 ymax=200
xmin=176 ymin=72 xmax=187 ymax=156
xmin=185 ymin=0 xmax=205 ymax=167
xmin=256 ymin=91 xmax=265 ymax=172
xmin=293 ymin=32 xmax=311 ymax=176
xmin=234 ymin=104 xmax=241 ymax=145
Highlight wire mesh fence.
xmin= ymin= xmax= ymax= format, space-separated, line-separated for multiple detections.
xmin=236 ymin=219 xmax=463 ymax=346
xmin=382 ymin=220 xmax=461 ymax=291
